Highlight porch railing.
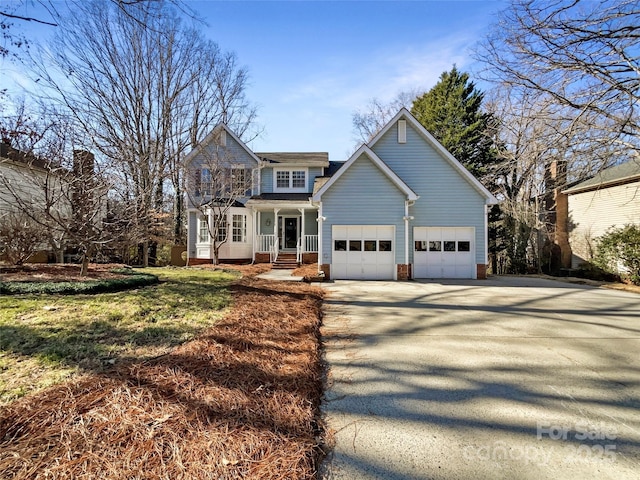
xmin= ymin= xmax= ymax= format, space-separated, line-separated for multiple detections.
xmin=257 ymin=234 xmax=276 ymax=253
xmin=304 ymin=235 xmax=318 ymax=253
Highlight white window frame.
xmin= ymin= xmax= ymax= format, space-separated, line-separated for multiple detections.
xmin=232 ymin=214 xmax=247 ymax=243
xmin=198 ymin=215 xmax=209 ymax=243
xmin=273 ymin=167 xmax=308 ymax=192
xmin=201 ymin=168 xmax=212 ymax=196
xmin=214 ymin=213 xmax=227 ymax=242
xmin=230 ymin=166 xmax=251 ymax=195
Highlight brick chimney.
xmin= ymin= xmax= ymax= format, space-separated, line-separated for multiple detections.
xmin=544 ymin=160 xmax=572 ymax=269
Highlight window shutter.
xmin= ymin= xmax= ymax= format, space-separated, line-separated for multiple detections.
xmin=195 ymin=169 xmax=202 ymax=196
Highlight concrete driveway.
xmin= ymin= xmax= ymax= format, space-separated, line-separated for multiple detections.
xmin=320 ymin=276 xmax=640 ymax=479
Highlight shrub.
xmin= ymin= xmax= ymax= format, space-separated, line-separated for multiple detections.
xmin=0 ymin=270 xmax=159 ymax=295
xmin=0 ymin=213 xmax=49 ymax=265
xmin=594 ymin=224 xmax=640 ymax=285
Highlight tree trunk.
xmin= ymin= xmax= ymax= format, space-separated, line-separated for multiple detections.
xmin=80 ymin=252 xmax=90 ymax=276
xmin=173 ymin=183 xmax=184 ymax=243
xmin=142 ymin=241 xmax=149 ymax=267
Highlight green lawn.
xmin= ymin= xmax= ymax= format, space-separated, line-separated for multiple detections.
xmin=0 ymin=267 xmax=238 ymax=405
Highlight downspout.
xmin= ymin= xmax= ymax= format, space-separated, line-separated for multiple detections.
xmin=403 ymin=200 xmax=415 ymax=274
xmin=404 ymin=201 xmax=410 ymax=266
xmin=252 ymin=208 xmax=258 ymax=263
xmin=317 ymin=202 xmax=324 ymax=274
xmin=484 ymin=203 xmax=489 ymax=275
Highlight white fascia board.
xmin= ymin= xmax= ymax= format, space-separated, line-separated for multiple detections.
xmin=369 ymin=108 xmax=498 ymax=205
xmin=563 ymin=174 xmax=640 ymax=195
xmin=312 ymin=145 xmax=418 ymax=202
xmin=184 ymin=123 xmax=261 ymax=167
xmin=263 ymin=161 xmax=328 ymax=168
xmin=246 ymin=200 xmax=315 ymax=209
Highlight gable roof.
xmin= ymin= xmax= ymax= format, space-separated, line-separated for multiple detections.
xmin=184 ymin=123 xmax=261 ymax=166
xmin=563 ymin=160 xmax=640 ymax=195
xmin=368 ymin=108 xmax=498 ymax=204
xmin=311 ymin=145 xmax=418 ymax=201
xmin=255 ymin=152 xmax=329 ymax=167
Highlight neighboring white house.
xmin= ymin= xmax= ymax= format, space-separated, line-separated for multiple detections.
xmin=185 ymin=109 xmax=497 ymax=279
xmin=563 ymin=160 xmax=640 ymax=268
xmin=1 ymin=141 xmax=56 ymax=216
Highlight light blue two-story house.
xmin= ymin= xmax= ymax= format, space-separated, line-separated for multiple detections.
xmin=186 ymin=108 xmax=497 ymax=280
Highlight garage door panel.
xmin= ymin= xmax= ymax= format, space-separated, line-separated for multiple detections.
xmin=414 ymin=227 xmax=475 ymax=279
xmin=332 ymin=225 xmax=395 ymax=280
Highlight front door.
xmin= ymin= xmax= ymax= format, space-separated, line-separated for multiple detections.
xmin=284 ymin=217 xmax=298 ymax=249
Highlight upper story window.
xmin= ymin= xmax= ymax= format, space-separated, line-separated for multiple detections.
xmin=201 ymin=168 xmax=212 ymax=196
xmin=229 ymin=167 xmax=253 ymax=196
xmin=194 ymin=166 xmax=253 ymax=197
xmin=274 ymin=168 xmax=307 ymax=192
xmin=292 ymin=171 xmax=305 ymax=188
xmin=276 ymin=170 xmax=290 ymax=188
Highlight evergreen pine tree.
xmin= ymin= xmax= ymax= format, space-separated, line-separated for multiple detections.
xmin=411 ymin=66 xmax=496 ymax=179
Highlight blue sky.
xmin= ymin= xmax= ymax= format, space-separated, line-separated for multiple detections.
xmin=2 ymin=0 xmax=505 ymax=159
xmin=196 ymin=1 xmax=505 ymax=158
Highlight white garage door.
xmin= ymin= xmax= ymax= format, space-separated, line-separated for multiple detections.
xmin=414 ymin=227 xmax=475 ymax=279
xmin=332 ymin=225 xmax=395 ymax=280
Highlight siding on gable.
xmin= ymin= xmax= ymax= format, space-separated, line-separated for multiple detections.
xmin=568 ymin=181 xmax=640 ymax=267
xmin=371 ymin=121 xmax=488 ymax=264
xmin=320 ymin=153 xmax=406 ymax=265
xmin=187 ymin=133 xmax=258 ymax=208
xmin=201 ymin=133 xmax=256 ymax=168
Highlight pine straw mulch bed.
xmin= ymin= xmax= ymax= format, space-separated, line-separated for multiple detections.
xmin=0 ymin=272 xmax=326 ymax=479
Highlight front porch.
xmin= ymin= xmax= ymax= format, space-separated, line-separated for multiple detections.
xmin=252 ymin=206 xmax=319 ymax=264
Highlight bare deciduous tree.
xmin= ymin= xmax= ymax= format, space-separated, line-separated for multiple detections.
xmin=26 ymin=0 xmax=257 ymax=265
xmin=0 ymin=212 xmax=50 ymax=265
xmin=352 ymin=90 xmax=419 ymax=145
xmin=484 ymin=82 xmax=627 ymax=273
xmin=1 ymin=103 xmax=123 ymax=275
xmin=476 ymin=0 xmax=640 ymax=158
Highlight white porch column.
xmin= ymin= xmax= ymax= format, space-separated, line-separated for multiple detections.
xmin=299 ymin=208 xmax=306 ymax=252
xmin=252 ymin=208 xmax=259 ymax=262
xmin=274 ymin=208 xmax=280 ymax=249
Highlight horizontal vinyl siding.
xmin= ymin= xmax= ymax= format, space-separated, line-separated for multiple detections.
xmin=568 ymin=181 xmax=640 ymax=267
xmin=187 ymin=212 xmax=197 ymax=257
xmin=372 ymin=122 xmax=488 ymax=264
xmin=308 ymin=167 xmax=323 ymax=192
xmin=261 ymin=168 xmax=274 ymax=193
xmin=321 ymin=154 xmax=406 ymax=264
xmin=304 ymin=211 xmax=318 ymax=235
xmin=196 ymin=135 xmax=257 ymax=169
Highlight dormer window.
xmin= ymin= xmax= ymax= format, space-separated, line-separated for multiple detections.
xmin=274 ymin=168 xmax=307 ymax=192
xmin=292 ymin=170 xmax=305 ymax=188
xmin=276 ymin=170 xmax=290 ymax=189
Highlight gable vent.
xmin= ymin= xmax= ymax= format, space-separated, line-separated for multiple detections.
xmin=398 ymin=119 xmax=407 ymax=144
